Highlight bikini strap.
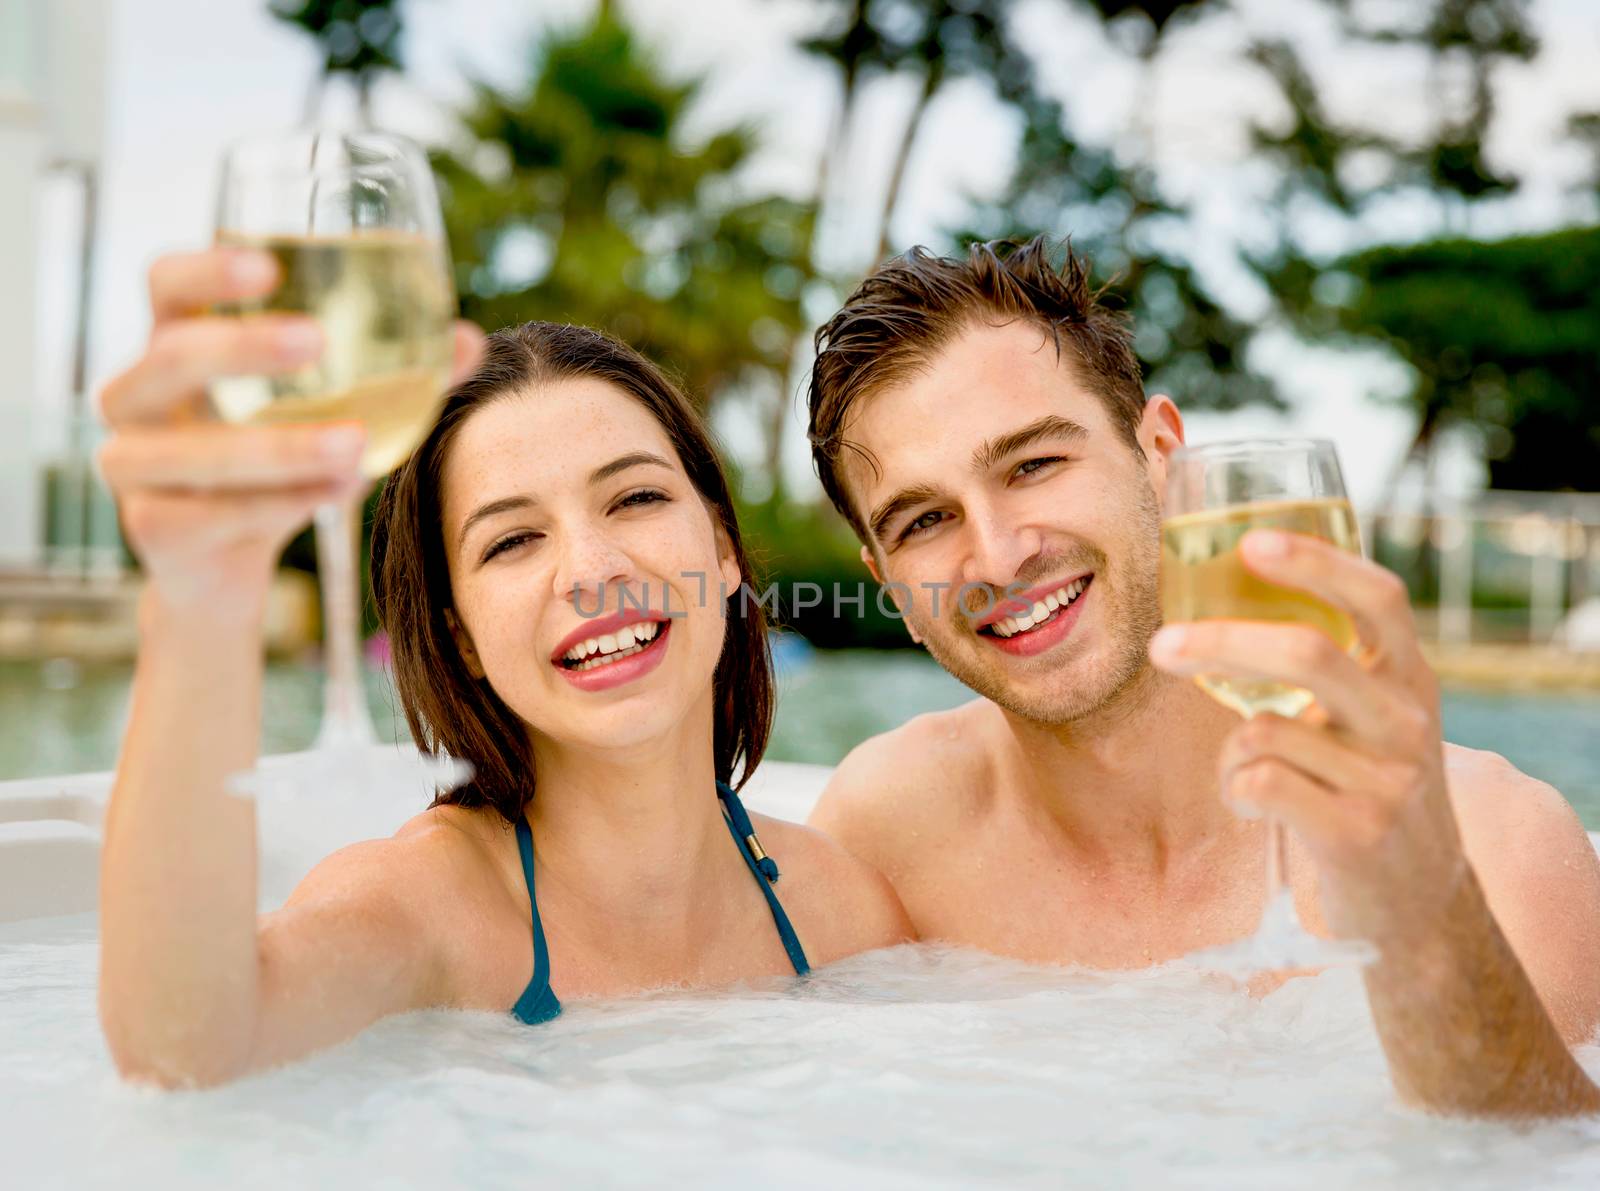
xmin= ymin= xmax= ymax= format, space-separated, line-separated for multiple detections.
xmin=717 ymin=781 xmax=810 ymax=977
xmin=717 ymin=780 xmax=780 ymax=883
xmin=512 ymin=817 xmax=553 ymax=1010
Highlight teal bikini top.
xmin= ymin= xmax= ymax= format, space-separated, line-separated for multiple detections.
xmin=510 ymin=780 xmax=811 ymax=1025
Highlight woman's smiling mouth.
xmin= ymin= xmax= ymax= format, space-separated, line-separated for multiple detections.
xmin=559 ymin=618 xmax=666 ymax=670
xmin=551 ymin=612 xmax=674 ymax=692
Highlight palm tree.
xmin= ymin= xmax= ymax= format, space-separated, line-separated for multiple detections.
xmin=430 ymin=4 xmax=814 ymax=443
xmin=269 ymin=0 xmax=405 ymax=126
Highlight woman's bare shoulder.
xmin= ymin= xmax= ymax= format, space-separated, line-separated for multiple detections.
xmin=273 ymin=801 xmax=530 ymax=1008
xmin=279 ymin=803 xmax=521 ymax=950
xmin=748 ymin=811 xmax=916 ymax=962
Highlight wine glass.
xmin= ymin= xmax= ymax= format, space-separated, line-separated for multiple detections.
xmin=209 ymin=128 xmax=469 ymax=801
xmin=1160 ymin=439 xmax=1377 ymax=973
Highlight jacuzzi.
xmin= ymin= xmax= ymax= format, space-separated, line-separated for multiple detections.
xmin=4 ymin=749 xmax=1600 ymax=1188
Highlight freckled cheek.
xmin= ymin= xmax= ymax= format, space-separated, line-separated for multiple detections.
xmin=638 ymin=520 xmax=726 ymax=605
xmin=454 ymin=581 xmax=544 ymax=680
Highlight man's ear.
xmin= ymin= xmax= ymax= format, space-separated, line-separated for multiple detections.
xmin=443 ymin=609 xmax=486 ymax=680
xmin=860 ymin=544 xmax=923 ymax=647
xmin=1136 ymin=395 xmax=1185 ymax=509
xmin=860 ymin=543 xmax=883 ymax=585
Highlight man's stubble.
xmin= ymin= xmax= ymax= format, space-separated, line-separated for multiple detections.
xmin=908 ymin=478 xmax=1166 ymax=729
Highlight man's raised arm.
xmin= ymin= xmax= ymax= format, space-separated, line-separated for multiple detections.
xmin=1151 ymin=528 xmax=1600 ymax=1118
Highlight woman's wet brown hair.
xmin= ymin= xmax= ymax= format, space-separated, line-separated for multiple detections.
xmin=370 ymin=322 xmax=775 ymax=824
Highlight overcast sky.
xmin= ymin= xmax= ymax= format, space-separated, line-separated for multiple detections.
xmin=32 ymin=0 xmax=1600 ymax=507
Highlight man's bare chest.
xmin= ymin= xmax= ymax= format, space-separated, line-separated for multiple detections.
xmin=891 ymin=821 xmax=1286 ymax=970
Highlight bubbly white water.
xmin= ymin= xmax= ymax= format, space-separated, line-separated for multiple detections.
xmin=5 ymin=913 xmax=1600 ymax=1190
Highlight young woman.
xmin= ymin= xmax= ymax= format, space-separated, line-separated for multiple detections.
xmin=95 ymin=248 xmax=911 ymax=1088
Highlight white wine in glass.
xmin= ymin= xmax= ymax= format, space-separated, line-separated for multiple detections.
xmin=1161 ymin=496 xmax=1360 ymax=718
xmin=1160 ymin=441 xmax=1377 ymax=973
xmin=210 ymin=129 xmax=464 ymax=795
xmin=210 ymin=230 xmax=455 ymax=477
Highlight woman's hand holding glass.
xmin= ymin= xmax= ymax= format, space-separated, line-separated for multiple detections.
xmin=97 ymin=248 xmax=484 ymax=614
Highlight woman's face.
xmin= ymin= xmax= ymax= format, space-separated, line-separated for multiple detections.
xmin=439 ymin=378 xmax=742 ymax=757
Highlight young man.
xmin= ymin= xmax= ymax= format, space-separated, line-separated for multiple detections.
xmin=804 ymin=237 xmax=1600 ymax=1117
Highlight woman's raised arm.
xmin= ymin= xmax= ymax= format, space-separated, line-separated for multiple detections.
xmin=96 ymin=248 xmax=483 ymax=1086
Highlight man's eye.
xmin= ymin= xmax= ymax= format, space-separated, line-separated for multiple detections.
xmin=902 ymin=511 xmax=944 ymax=540
xmin=1015 ymin=456 xmax=1065 ymax=478
xmin=482 ymin=531 xmax=536 ymax=562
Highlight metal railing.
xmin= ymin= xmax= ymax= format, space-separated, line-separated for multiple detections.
xmin=1362 ymin=491 xmax=1600 ymax=649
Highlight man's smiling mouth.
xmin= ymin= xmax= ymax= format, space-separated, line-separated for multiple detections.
xmin=977 ymin=576 xmax=1093 ymax=639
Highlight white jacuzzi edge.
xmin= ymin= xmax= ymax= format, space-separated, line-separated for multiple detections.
xmin=0 ymin=748 xmax=835 ymax=924
xmin=4 ymin=749 xmax=1598 ymax=925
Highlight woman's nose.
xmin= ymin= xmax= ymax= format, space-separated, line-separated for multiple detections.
xmin=551 ymin=521 xmax=637 ymax=616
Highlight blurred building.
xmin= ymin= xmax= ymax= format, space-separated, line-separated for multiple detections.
xmin=0 ymin=0 xmax=108 ymax=570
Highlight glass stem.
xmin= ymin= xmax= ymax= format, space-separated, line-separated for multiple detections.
xmin=1265 ymin=817 xmax=1289 ymax=910
xmin=313 ymin=488 xmax=376 ymax=749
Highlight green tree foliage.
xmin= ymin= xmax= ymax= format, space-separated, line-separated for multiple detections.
xmin=1250 ymin=0 xmax=1537 ymax=222
xmin=1276 ymin=228 xmax=1600 ymax=493
xmin=269 ymin=0 xmax=404 ymax=122
xmin=1250 ymin=0 xmax=1600 ymax=492
xmin=429 ymin=7 xmax=814 ymax=423
xmin=800 ymin=0 xmax=1280 ymax=414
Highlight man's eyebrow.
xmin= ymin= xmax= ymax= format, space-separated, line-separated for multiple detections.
xmin=865 ymin=416 xmax=1091 ymax=544
xmin=868 ymin=483 xmax=941 ymax=544
xmin=457 ymin=452 xmax=676 ymax=550
xmin=969 ymin=415 xmax=1089 ymax=474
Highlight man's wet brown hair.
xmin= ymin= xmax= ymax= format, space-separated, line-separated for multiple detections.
xmin=807 ymin=235 xmax=1147 ymax=542
xmin=371 ymin=322 xmax=774 ymax=824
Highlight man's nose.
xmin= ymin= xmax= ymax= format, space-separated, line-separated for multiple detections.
xmin=959 ymin=503 xmax=1043 ymax=596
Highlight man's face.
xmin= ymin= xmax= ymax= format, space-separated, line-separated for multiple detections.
xmin=841 ymin=319 xmax=1181 ymax=725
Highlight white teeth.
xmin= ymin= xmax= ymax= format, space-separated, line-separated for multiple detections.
xmin=569 ymin=641 xmax=646 ymax=671
xmin=561 ymin=621 xmax=664 ymax=667
xmin=987 ymin=578 xmax=1092 ymax=640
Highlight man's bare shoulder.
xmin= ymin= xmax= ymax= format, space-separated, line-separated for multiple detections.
xmin=807 ymin=698 xmax=996 ymax=872
xmin=1441 ymin=742 xmax=1600 ymax=1042
xmin=1443 ymin=742 xmax=1592 ymax=857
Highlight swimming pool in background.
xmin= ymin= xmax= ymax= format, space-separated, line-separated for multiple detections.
xmin=5 ymin=649 xmax=1595 ymax=825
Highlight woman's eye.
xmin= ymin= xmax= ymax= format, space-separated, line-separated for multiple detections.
xmin=482 ymin=531 xmax=537 ymax=562
xmin=616 ymin=489 xmax=668 ymax=510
